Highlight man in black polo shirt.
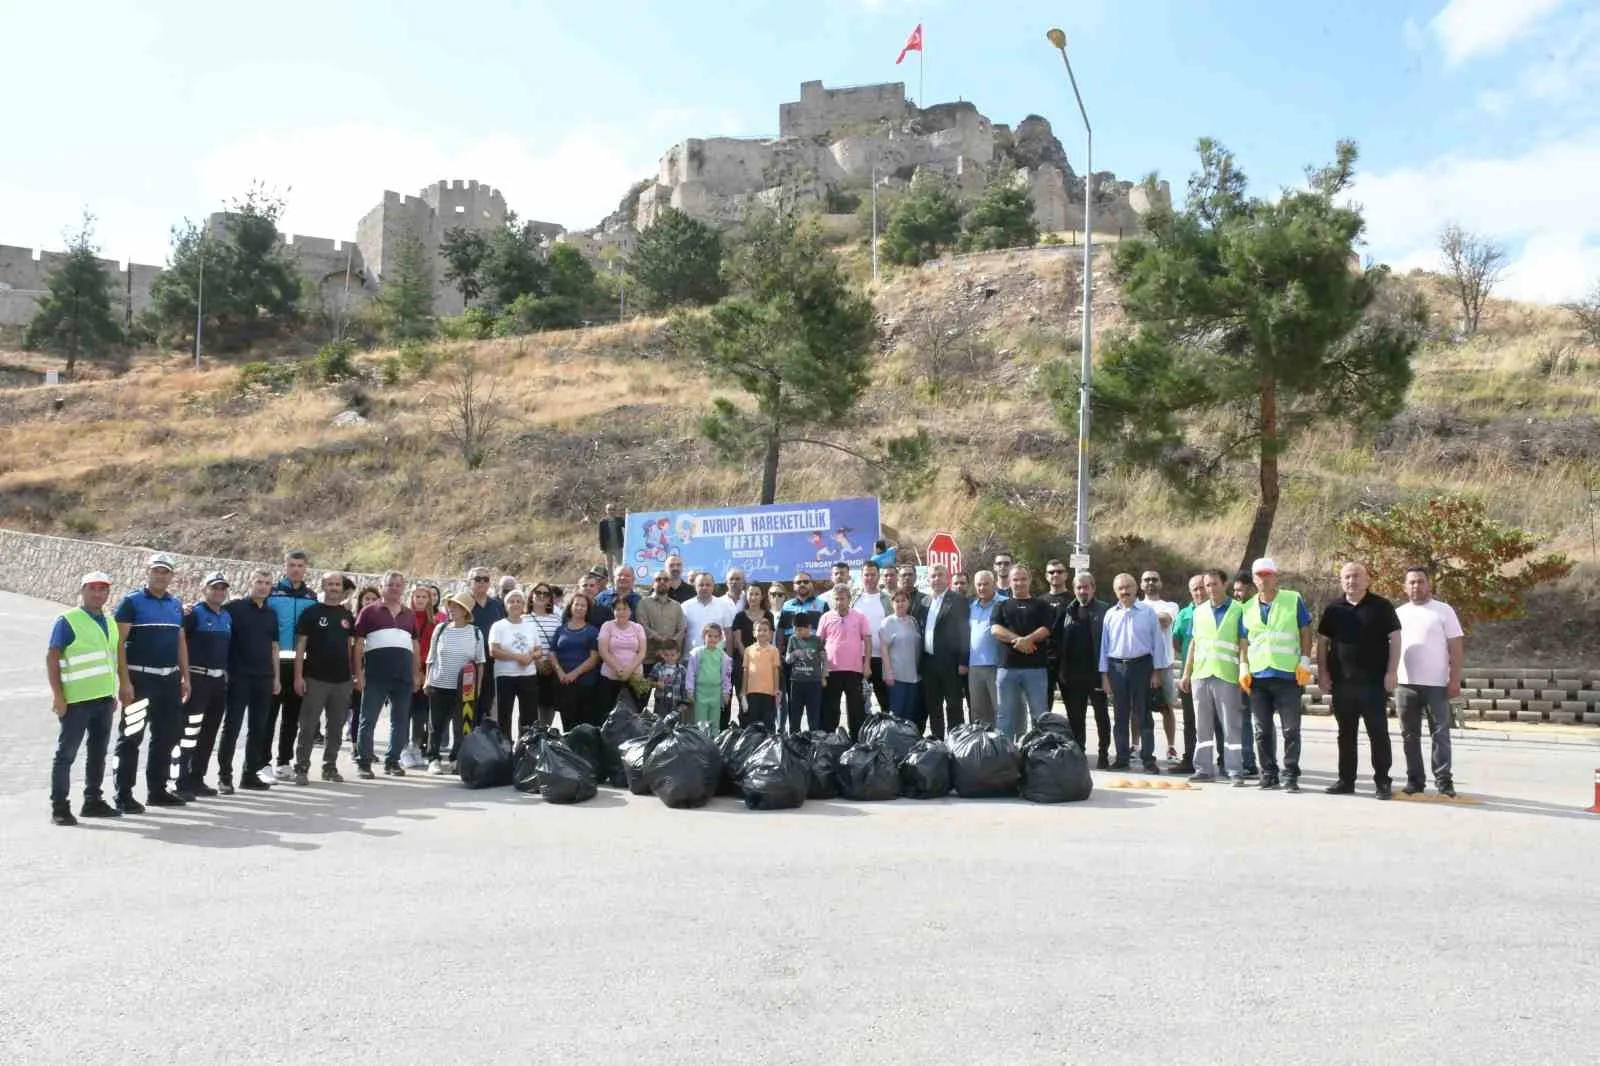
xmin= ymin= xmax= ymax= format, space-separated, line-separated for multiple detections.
xmin=221 ymin=570 xmax=281 ymax=792
xmin=990 ymin=565 xmax=1057 ymax=738
xmin=1316 ymin=561 xmax=1402 ymax=799
xmin=1038 ymin=559 xmax=1075 ymax=714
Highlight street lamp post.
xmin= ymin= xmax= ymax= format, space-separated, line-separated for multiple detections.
xmin=1047 ymin=27 xmax=1094 ymax=562
xmin=194 ymin=240 xmax=205 ymax=372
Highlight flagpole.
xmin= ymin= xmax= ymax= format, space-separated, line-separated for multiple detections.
xmin=919 ymin=19 xmax=925 ymax=104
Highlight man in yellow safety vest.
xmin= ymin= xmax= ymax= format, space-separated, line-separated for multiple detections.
xmin=1237 ymin=557 xmax=1314 ymax=792
xmin=44 ymin=572 xmax=124 ymax=826
xmin=1180 ymin=568 xmax=1248 ymax=785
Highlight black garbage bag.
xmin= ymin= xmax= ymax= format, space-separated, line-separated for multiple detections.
xmin=565 ymin=723 xmax=605 ymax=785
xmin=512 ymin=725 xmax=558 ymax=793
xmin=457 ymin=719 xmax=514 ymax=788
xmin=1020 ymin=733 xmax=1094 ymax=803
xmin=898 ymin=739 xmax=953 ymax=799
xmin=534 ymin=735 xmax=600 ymax=804
xmin=805 ymin=729 xmax=853 ymax=800
xmin=601 ymin=691 xmax=654 ymax=783
xmin=715 ymin=723 xmax=771 ymax=795
xmin=858 ymin=712 xmax=922 ymax=765
xmin=836 ymin=742 xmax=900 ymax=801
xmin=643 ymin=717 xmax=723 ymax=808
xmin=737 ymin=734 xmax=810 ymax=811
xmin=619 ymin=736 xmax=652 ymax=796
xmin=948 ymin=722 xmax=1021 ymax=798
xmin=1020 ymin=711 xmax=1076 ymax=749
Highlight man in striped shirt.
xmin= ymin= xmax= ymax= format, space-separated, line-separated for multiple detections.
xmin=354 ymin=570 xmax=420 ymax=779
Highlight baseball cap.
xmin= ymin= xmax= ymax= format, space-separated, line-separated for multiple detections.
xmin=1250 ymin=557 xmax=1279 ymax=575
xmin=147 ymin=552 xmax=176 ymax=572
xmin=203 ymin=571 xmax=230 ymax=588
xmin=80 ymin=571 xmax=112 ymax=588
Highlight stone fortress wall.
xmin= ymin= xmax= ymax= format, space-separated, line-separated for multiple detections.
xmin=2 ymin=526 xmax=1595 ymax=728
xmin=0 ymin=244 xmax=165 ymax=328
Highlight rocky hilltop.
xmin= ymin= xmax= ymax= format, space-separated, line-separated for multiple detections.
xmin=566 ymin=80 xmax=1169 ymax=259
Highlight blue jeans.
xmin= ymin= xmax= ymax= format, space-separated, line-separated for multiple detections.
xmin=889 ymin=680 xmax=920 ymax=721
xmin=1107 ymin=655 xmax=1154 ymax=764
xmin=359 ymin=655 xmax=415 ymax=767
xmin=996 ymin=668 xmax=1048 ymax=738
xmin=51 ymin=697 xmax=115 ymax=806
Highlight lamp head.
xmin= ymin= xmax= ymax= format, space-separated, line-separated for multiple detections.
xmin=1046 ymin=28 xmax=1067 ymax=51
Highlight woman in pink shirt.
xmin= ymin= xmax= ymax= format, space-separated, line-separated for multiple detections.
xmin=597 ymin=597 xmax=648 ymax=719
xmin=818 ymin=584 xmax=873 ymax=737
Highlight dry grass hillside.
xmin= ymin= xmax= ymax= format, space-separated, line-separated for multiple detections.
xmin=1 ymin=245 xmax=1595 ymax=661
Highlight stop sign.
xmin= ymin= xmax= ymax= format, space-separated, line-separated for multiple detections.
xmin=926 ymin=531 xmax=962 ymax=575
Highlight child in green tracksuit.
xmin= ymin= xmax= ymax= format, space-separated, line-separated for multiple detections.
xmin=685 ymin=624 xmax=732 ymax=738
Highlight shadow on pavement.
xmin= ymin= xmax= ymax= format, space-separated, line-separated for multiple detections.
xmin=1250 ymin=768 xmax=1598 ymax=822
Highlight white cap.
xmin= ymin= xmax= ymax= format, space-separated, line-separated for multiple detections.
xmin=147 ymin=552 xmax=176 ymax=572
xmin=80 ymin=571 xmax=112 ymax=587
xmin=1250 ymin=557 xmax=1279 ymax=575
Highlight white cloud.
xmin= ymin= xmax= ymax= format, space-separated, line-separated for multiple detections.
xmin=191 ymin=106 xmax=739 ymax=257
xmin=1429 ymin=0 xmax=1569 ymax=66
xmin=1351 ymin=129 xmax=1600 ymax=302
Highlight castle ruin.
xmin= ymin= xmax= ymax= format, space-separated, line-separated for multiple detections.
xmin=0 ymin=80 xmax=1168 ymax=329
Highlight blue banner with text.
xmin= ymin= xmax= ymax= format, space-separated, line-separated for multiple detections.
xmin=624 ymin=497 xmax=882 ymax=582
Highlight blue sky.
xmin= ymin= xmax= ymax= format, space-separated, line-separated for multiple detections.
xmin=4 ymin=0 xmax=1597 ymax=300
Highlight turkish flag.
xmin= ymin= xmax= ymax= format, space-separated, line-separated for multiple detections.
xmin=896 ymin=23 xmax=923 ymax=64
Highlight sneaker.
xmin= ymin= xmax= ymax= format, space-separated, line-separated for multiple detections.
xmin=1403 ymin=782 xmax=1424 ymax=795
xmin=293 ymin=770 xmax=309 ymax=786
xmin=321 ymin=767 xmax=345 ymax=783
xmin=1242 ymin=767 xmax=1260 ymax=779
xmin=190 ymin=782 xmax=219 ymax=798
xmin=427 ymin=759 xmax=445 ymax=775
xmin=1375 ymin=784 xmax=1394 ymax=800
xmin=239 ymin=775 xmax=271 ymax=792
xmin=146 ymin=791 xmax=187 ymax=808
xmin=1140 ymin=759 xmax=1162 ymax=774
xmin=217 ymin=779 xmax=236 ymax=796
xmin=1324 ymin=782 xmax=1356 ymax=795
xmin=80 ymin=798 xmax=121 ymax=818
xmin=116 ymin=795 xmax=146 ymax=815
xmin=273 ymin=765 xmax=294 ymax=782
xmin=173 ymin=788 xmax=197 ymax=803
xmin=1283 ymin=778 xmax=1301 ymax=793
xmin=1187 ymin=772 xmax=1216 ymax=784
xmin=52 ymin=807 xmax=78 ymax=826
xmin=1172 ymin=760 xmax=1195 ymax=775
xmin=400 ymin=743 xmax=425 ymax=770
xmin=1165 ymin=747 xmax=1180 ymax=765
xmin=357 ymin=765 xmax=376 ymax=780
xmin=383 ymin=762 xmax=406 ymax=777
xmin=1107 ymin=759 xmax=1130 ymax=771
xmin=1439 ymin=782 xmax=1457 ymax=798
xmin=1259 ymin=776 xmax=1280 ymax=790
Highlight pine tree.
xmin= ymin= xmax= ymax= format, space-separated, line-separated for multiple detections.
xmin=881 ymin=173 xmax=963 ymax=266
xmin=24 ymin=213 xmax=123 ymax=378
xmin=376 ymin=227 xmax=435 ymax=341
xmin=962 ymin=174 xmax=1039 ymax=252
xmin=631 ymin=207 xmax=725 ymax=309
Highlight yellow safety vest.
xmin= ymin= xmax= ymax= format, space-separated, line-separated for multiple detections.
xmin=59 ymin=607 xmax=120 ymax=704
xmin=1191 ymin=600 xmax=1244 ymax=684
xmin=1241 ymin=590 xmax=1303 ymax=675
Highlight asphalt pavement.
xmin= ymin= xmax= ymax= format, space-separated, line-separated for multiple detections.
xmin=1 ymin=589 xmax=1596 ymax=1065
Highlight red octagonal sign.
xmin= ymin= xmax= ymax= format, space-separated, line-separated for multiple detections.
xmin=926 ymin=531 xmax=962 ymax=576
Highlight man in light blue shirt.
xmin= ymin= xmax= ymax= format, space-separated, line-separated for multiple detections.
xmin=965 ymin=571 xmax=1002 ymax=725
xmin=1099 ymin=573 xmax=1169 ymax=772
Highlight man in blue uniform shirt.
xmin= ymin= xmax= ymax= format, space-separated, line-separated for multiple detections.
xmin=113 ymin=552 xmax=191 ymax=812
xmin=177 ymin=572 xmax=232 ymax=799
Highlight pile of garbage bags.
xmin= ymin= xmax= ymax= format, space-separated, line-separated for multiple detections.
xmin=462 ymin=697 xmax=1094 ymax=808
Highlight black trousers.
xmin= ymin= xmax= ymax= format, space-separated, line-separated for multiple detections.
xmin=1332 ymin=680 xmax=1393 ymax=787
xmin=822 ymin=671 xmax=865 ymax=736
xmin=920 ymin=663 xmax=964 ymax=739
xmin=743 ymin=692 xmax=777 ymax=730
xmin=727 ymin=653 xmax=743 ymax=730
xmin=868 ymin=657 xmax=890 ymax=714
xmin=1061 ymin=676 xmax=1111 ymax=755
xmin=496 ymin=674 xmax=542 ymax=739
xmin=1180 ymin=686 xmax=1197 ymax=763
xmin=181 ymin=672 xmax=228 ymax=789
xmin=222 ymin=672 xmax=275 ymax=778
xmin=555 ymin=680 xmax=599 ymax=731
xmin=787 ymin=680 xmax=822 ymax=732
xmin=477 ymin=659 xmax=498 ymax=726
xmin=270 ymin=659 xmax=302 ymax=767
xmin=116 ymin=672 xmax=182 ymax=799
xmin=427 ymin=686 xmax=462 ymax=761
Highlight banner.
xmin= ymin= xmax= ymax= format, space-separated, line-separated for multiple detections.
xmin=624 ymin=497 xmax=881 ymax=582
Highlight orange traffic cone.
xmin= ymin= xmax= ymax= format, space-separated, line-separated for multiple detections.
xmin=1589 ymin=769 xmax=1600 ymax=814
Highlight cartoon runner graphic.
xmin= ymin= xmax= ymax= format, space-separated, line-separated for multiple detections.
xmin=832 ymin=527 xmax=862 ymax=557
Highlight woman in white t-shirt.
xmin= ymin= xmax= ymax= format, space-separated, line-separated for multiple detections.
xmin=489 ymin=588 xmax=547 ymax=739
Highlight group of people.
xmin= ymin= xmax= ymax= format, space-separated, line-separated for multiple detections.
xmin=42 ymin=541 xmax=1466 ymax=825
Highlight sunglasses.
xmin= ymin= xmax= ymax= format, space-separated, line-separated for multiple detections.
xmin=473 ymin=576 xmax=490 ymax=583
xmin=533 ymin=589 xmax=551 ymax=596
